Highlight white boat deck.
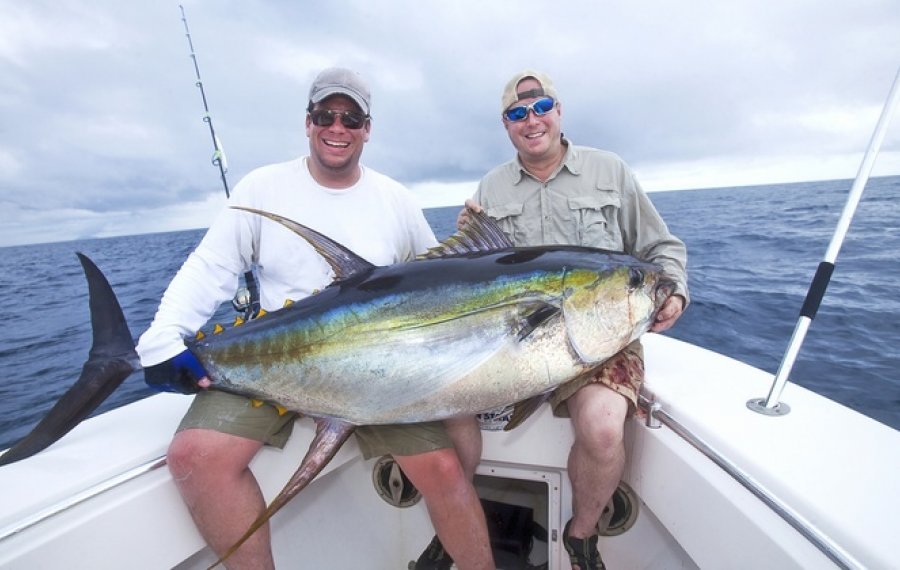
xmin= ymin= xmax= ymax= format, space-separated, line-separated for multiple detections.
xmin=1 ymin=334 xmax=897 ymax=569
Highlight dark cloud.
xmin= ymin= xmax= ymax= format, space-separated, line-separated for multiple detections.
xmin=1 ymin=0 xmax=898 ymax=245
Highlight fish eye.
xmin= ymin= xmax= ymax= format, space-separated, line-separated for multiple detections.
xmin=628 ymin=268 xmax=644 ymax=289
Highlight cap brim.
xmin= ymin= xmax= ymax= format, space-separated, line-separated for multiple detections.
xmin=311 ymin=87 xmax=369 ymax=115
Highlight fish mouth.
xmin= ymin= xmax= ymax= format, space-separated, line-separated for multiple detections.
xmin=654 ymin=278 xmax=677 ymax=307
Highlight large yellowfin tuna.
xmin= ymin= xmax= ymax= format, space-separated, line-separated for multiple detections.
xmin=0 ymin=209 xmax=673 ymax=566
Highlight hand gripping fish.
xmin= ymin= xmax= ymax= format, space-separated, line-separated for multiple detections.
xmin=0 ymin=209 xmax=674 ymax=566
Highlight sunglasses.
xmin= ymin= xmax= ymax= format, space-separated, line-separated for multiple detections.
xmin=309 ymin=109 xmax=369 ymax=130
xmin=503 ymin=97 xmax=556 ymax=122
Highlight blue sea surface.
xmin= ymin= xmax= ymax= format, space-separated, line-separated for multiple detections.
xmin=0 ymin=176 xmax=897 ymax=449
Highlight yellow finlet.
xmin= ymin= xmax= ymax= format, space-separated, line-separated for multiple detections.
xmin=257 ymin=308 xmax=268 ymax=318
xmin=213 ymin=323 xmax=225 ymax=334
xmin=249 ymin=399 xmax=287 ymax=416
xmin=233 ymin=316 xmax=245 ymax=327
xmin=283 ymin=299 xmax=294 ymax=307
xmin=195 ymin=330 xmax=206 ymax=340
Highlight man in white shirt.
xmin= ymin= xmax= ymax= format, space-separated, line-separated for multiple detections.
xmin=138 ymin=67 xmax=494 ymax=570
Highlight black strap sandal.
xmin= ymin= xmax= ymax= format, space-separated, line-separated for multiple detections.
xmin=409 ymin=535 xmax=453 ymax=570
xmin=563 ymin=519 xmax=606 ymax=570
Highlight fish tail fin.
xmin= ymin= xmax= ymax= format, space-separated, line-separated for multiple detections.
xmin=209 ymin=419 xmax=355 ymax=569
xmin=0 ymin=253 xmax=139 ymax=466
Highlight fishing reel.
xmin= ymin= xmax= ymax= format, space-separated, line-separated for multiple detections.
xmin=231 ymin=287 xmax=256 ymax=318
xmin=232 ymin=270 xmax=261 ymax=320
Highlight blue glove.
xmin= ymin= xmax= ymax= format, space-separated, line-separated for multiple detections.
xmin=143 ymin=349 xmax=209 ymax=394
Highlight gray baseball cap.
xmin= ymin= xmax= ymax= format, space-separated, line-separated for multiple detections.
xmin=308 ymin=67 xmax=371 ymax=116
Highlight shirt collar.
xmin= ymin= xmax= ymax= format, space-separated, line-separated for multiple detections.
xmin=509 ymin=137 xmax=580 ymax=184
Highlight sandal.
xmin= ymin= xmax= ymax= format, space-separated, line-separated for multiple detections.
xmin=410 ymin=534 xmax=453 ymax=570
xmin=563 ymin=519 xmax=605 ymax=570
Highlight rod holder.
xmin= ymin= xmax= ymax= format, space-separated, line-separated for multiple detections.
xmin=746 ymin=398 xmax=790 ymax=416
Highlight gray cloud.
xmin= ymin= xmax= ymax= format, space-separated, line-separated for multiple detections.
xmin=1 ymin=0 xmax=898 ymax=246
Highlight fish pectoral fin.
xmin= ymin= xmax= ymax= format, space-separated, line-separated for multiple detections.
xmin=504 ymin=390 xmax=555 ymax=431
xmin=517 ymin=301 xmax=561 ymax=341
xmin=211 ymin=418 xmax=355 ymax=569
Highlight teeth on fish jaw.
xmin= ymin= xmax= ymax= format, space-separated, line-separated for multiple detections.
xmin=213 ymin=323 xmax=225 ymax=334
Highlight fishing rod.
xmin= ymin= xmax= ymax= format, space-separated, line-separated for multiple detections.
xmin=178 ymin=5 xmax=260 ymax=318
xmin=179 ymin=4 xmax=230 ymax=198
xmin=748 ymin=65 xmax=900 ymax=416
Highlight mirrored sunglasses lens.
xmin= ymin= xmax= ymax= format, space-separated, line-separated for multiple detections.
xmin=533 ymin=97 xmax=555 ymax=115
xmin=504 ymin=106 xmax=528 ymax=122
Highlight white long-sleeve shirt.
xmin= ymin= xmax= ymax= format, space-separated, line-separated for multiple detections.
xmin=136 ymin=157 xmax=437 ymax=366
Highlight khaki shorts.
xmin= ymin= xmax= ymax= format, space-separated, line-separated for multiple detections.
xmin=177 ymin=390 xmax=452 ymax=459
xmin=549 ymin=340 xmax=644 ymax=417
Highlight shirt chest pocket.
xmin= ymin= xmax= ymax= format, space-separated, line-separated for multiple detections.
xmin=485 ymin=202 xmax=525 ymax=243
xmin=567 ymin=192 xmax=622 ymax=250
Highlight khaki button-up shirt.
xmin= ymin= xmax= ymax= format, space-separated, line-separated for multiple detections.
xmin=475 ymin=142 xmax=689 ymax=302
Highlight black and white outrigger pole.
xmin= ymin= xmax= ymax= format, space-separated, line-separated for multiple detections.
xmin=748 ymin=66 xmax=900 ymax=416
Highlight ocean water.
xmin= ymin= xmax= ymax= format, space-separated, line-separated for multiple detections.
xmin=0 ymin=176 xmax=897 ymax=450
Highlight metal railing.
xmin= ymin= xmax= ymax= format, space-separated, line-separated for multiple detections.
xmin=640 ymin=394 xmax=862 ymax=569
xmin=0 ymin=456 xmax=167 ymax=543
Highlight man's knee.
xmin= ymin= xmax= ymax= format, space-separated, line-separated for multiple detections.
xmin=570 ymin=388 xmax=627 ymax=451
xmin=576 ymin=414 xmax=624 ymax=452
xmin=167 ymin=430 xmax=204 ymax=479
xmin=167 ymin=429 xmax=258 ymax=481
xmin=395 ymin=448 xmax=466 ymax=494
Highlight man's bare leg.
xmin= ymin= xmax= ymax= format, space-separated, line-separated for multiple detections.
xmin=566 ymin=384 xmax=628 ymax=540
xmin=395 ymin=448 xmax=494 ymax=570
xmin=167 ymin=428 xmax=274 ymax=570
xmin=444 ymin=416 xmax=482 ymax=481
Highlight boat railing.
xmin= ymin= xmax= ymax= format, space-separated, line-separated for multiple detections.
xmin=640 ymin=394 xmax=862 ymax=570
xmin=0 ymin=456 xmax=168 ymax=543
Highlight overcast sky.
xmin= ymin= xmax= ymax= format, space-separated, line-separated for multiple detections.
xmin=1 ymin=1 xmax=899 ymax=247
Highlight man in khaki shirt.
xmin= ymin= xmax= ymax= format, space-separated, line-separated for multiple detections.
xmin=438 ymin=70 xmax=688 ymax=570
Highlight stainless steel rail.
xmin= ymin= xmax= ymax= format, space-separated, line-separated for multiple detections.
xmin=641 ymin=395 xmax=862 ymax=569
xmin=0 ymin=455 xmax=168 ymax=542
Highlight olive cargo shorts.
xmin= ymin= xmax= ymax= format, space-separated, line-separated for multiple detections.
xmin=177 ymin=390 xmax=452 ymax=459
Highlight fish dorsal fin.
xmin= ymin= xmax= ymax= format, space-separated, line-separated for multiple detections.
xmin=232 ymin=207 xmax=375 ymax=280
xmin=419 ymin=209 xmax=513 ymax=259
